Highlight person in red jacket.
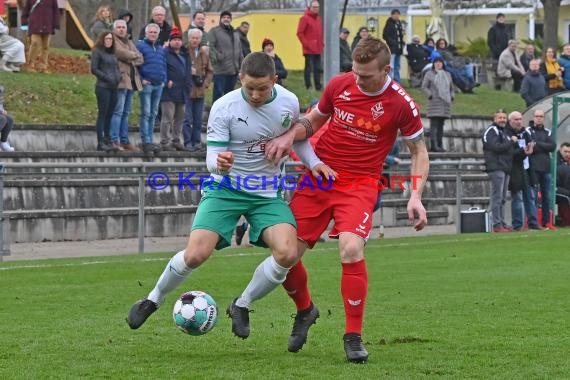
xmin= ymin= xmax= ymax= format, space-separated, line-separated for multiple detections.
xmin=296 ymin=1 xmax=323 ymax=91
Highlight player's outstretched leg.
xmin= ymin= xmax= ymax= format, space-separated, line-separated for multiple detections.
xmin=126 ymin=250 xmax=192 ymax=329
xmin=288 ymin=302 xmax=320 ymax=352
xmin=343 ymin=333 xmax=369 ymax=363
xmin=226 ymin=298 xmax=251 ymax=339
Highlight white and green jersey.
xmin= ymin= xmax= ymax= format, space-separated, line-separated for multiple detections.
xmin=207 ymin=84 xmax=300 ymax=198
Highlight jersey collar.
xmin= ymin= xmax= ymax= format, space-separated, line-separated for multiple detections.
xmin=240 ymin=87 xmax=277 ymax=105
xmin=357 ymin=75 xmax=392 ymax=96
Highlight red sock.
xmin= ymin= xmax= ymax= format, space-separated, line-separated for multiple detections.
xmin=282 ymin=260 xmax=312 ymax=311
xmin=341 ymin=260 xmax=368 ymax=334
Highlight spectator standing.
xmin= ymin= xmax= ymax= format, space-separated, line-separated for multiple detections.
xmin=297 ymin=0 xmax=323 ymax=90
xmin=483 ymin=109 xmax=514 ymax=232
xmin=236 ymin=21 xmax=251 ymax=58
xmin=136 ymin=23 xmax=166 ymax=154
xmin=557 ymin=143 xmax=570 ymax=226
xmin=159 ymin=27 xmax=190 ymax=152
xmin=90 ymin=32 xmax=121 ymax=152
xmin=116 ymin=9 xmax=134 ymax=40
xmin=497 ymin=40 xmax=525 ymax=92
xmin=0 ymin=17 xmax=25 ymax=72
xmin=21 ymin=0 xmax=60 ymax=73
xmin=185 ymin=11 xmax=209 ymax=48
xmin=487 ymin=13 xmax=509 ymax=60
xmin=0 ymin=84 xmax=15 ymax=152
xmin=183 ymin=28 xmax=213 ymax=151
xmin=541 ymin=47 xmax=565 ymax=94
xmin=339 ymin=28 xmax=352 ymax=72
xmin=520 ymin=59 xmax=546 ymax=107
xmin=90 ymin=4 xmax=113 ymax=40
xmin=406 ymin=34 xmax=430 ymax=79
xmin=505 ymin=111 xmax=540 ymax=231
xmin=110 ymin=19 xmax=143 ymax=152
xmin=519 ymin=44 xmax=537 ymax=72
xmin=557 ymin=44 xmax=570 ymax=90
xmin=262 ymin=38 xmax=287 ymax=86
xmin=351 ymin=26 xmax=369 ymax=51
xmin=528 ymin=109 xmax=557 ymax=229
xmin=382 ymin=8 xmax=405 ymax=83
xmin=421 ymin=57 xmax=453 ymax=152
xmin=138 ymin=6 xmax=172 ymax=47
xmin=209 ymin=10 xmax=242 ymax=103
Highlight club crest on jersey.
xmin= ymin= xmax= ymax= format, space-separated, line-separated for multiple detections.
xmin=371 ymin=102 xmax=384 ymax=120
xmin=281 ymin=112 xmax=292 ymax=128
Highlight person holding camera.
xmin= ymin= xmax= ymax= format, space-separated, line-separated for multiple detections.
xmin=505 ymin=111 xmax=540 ymax=231
xmin=183 ymin=28 xmax=213 ymax=152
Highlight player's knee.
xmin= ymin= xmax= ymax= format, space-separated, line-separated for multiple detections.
xmin=339 ymin=240 xmax=364 ymax=263
xmin=183 ymin=247 xmax=211 ymax=269
xmin=272 ymin=245 xmax=299 ymax=268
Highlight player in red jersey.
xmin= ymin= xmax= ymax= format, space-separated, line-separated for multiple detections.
xmin=265 ymin=37 xmax=429 ymax=363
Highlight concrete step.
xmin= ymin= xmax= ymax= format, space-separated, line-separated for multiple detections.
xmin=9 ymin=116 xmax=490 ymax=153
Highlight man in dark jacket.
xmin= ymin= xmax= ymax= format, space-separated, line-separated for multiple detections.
xmin=528 ymin=109 xmax=557 ymax=229
xmin=138 ymin=5 xmax=172 ymax=47
xmin=209 ymin=10 xmax=242 ymax=102
xmin=483 ymin=109 xmax=514 ymax=232
xmin=382 ymin=8 xmax=405 ymax=83
xmin=487 ymin=13 xmax=509 ymax=60
xmin=557 ymin=142 xmax=570 ymax=225
xmin=235 ymin=21 xmax=251 ymax=58
xmin=160 ymin=27 xmax=190 ymax=152
xmin=520 ymin=59 xmax=546 ymax=107
xmin=339 ymin=28 xmax=352 ymax=72
xmin=505 ymin=111 xmax=540 ymax=231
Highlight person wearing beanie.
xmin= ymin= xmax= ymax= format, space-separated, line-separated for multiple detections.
xmin=339 ymin=28 xmax=352 ymax=72
xmin=209 ymin=10 xmax=242 ymax=102
xmin=261 ymin=38 xmax=287 ymax=85
xmin=382 ymin=8 xmax=405 ymax=83
xmin=487 ymin=13 xmax=509 ymax=60
xmin=159 ymin=26 xmax=190 ymax=152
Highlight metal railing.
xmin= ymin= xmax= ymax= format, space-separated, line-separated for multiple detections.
xmin=0 ymin=159 xmax=487 ymax=260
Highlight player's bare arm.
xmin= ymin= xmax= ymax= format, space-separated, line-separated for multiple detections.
xmin=265 ymin=109 xmax=329 ymax=164
xmin=404 ymin=136 xmax=429 ymax=231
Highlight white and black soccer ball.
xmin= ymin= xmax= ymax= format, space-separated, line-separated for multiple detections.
xmin=172 ymin=290 xmax=218 ymax=336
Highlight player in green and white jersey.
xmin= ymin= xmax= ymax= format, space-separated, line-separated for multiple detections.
xmin=127 ymin=52 xmax=335 ymax=340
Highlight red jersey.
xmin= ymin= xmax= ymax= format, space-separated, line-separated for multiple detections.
xmin=314 ymin=73 xmax=423 ymax=176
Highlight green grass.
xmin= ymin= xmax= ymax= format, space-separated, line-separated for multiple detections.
xmin=1 ymin=48 xmax=525 ymax=124
xmin=1 ymin=231 xmax=568 ymax=379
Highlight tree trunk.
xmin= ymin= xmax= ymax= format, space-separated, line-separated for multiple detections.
xmin=542 ymin=0 xmax=561 ymax=51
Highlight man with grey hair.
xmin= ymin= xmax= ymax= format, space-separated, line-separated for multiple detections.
xmin=138 ymin=5 xmax=172 ymax=46
xmin=497 ymin=39 xmax=525 ymax=92
xmin=110 ymin=19 xmax=144 ymax=151
xmin=505 ymin=111 xmax=540 ymax=231
xmin=405 ymin=34 xmax=430 ymax=82
xmin=136 ymin=23 xmax=166 ymax=154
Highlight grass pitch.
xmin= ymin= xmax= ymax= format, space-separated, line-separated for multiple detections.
xmin=1 ymin=231 xmax=568 ymax=379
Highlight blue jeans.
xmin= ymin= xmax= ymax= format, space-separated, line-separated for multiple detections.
xmin=212 ymin=74 xmax=237 ymax=103
xmin=182 ymin=97 xmax=205 ymax=147
xmin=390 ymin=54 xmax=401 ymax=83
xmin=95 ymin=85 xmax=118 ymax=145
xmin=139 ymin=83 xmax=164 ymax=144
xmin=110 ymin=89 xmax=134 ymax=144
xmin=535 ymin=171 xmax=552 ymax=225
xmin=511 ymin=185 xmax=538 ymax=229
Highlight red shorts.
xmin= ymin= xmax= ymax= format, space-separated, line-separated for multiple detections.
xmin=290 ymin=171 xmax=378 ymax=248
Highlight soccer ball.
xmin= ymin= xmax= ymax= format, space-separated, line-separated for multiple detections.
xmin=173 ymin=290 xmax=218 ymax=336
